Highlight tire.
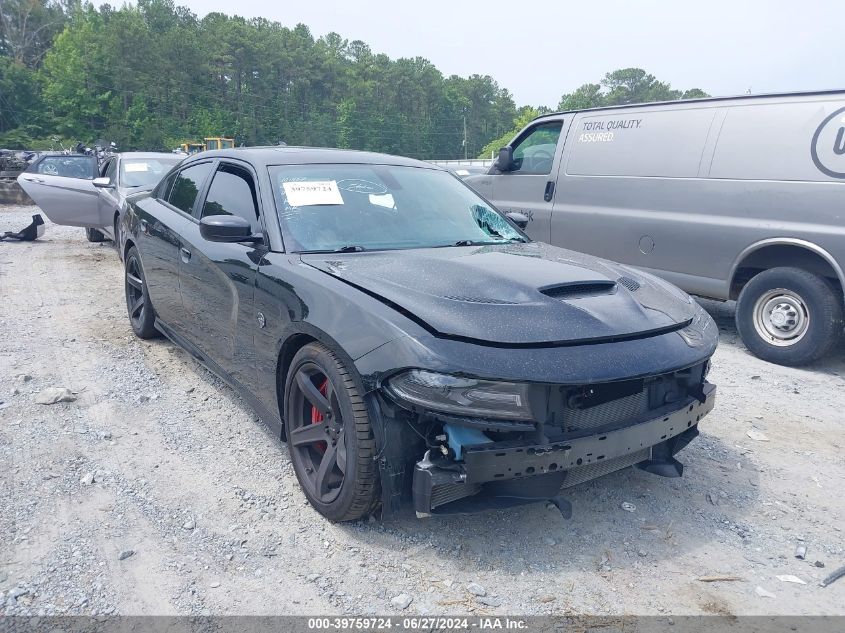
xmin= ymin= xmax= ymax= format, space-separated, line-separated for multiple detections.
xmin=284 ymin=342 xmax=379 ymax=522
xmin=113 ymin=214 xmax=121 ymax=252
xmin=736 ymin=267 xmax=844 ymax=366
xmin=85 ymin=227 xmax=105 ymax=242
xmin=124 ymin=246 xmax=159 ymax=339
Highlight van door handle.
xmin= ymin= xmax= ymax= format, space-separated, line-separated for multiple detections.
xmin=180 ymin=247 xmax=192 ymax=263
xmin=544 ymin=181 xmax=555 ymax=202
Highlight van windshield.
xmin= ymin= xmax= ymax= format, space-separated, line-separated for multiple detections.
xmin=269 ymin=164 xmax=526 ymax=253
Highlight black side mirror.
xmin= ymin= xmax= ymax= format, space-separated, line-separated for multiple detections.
xmin=200 ymin=215 xmax=261 ymax=243
xmin=497 ymin=146 xmax=514 ymax=172
xmin=506 ymin=212 xmax=529 ymax=229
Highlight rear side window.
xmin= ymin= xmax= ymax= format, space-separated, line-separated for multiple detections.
xmin=167 ymin=162 xmax=213 ymax=215
xmin=201 ymin=164 xmax=259 ymax=230
xmin=30 ymin=155 xmax=95 ymax=179
xmin=510 ymin=122 xmax=563 ymax=175
xmin=566 ymin=108 xmax=715 ymax=178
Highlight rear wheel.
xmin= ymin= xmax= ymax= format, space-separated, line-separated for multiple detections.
xmin=124 ymin=246 xmax=159 ymax=339
xmin=736 ymin=267 xmax=843 ymax=366
xmin=284 ymin=342 xmax=379 ymax=522
xmin=85 ymin=227 xmax=105 ymax=243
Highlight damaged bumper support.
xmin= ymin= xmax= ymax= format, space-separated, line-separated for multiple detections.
xmin=413 ymin=383 xmax=716 ymax=517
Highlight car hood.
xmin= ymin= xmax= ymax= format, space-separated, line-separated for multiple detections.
xmin=301 ymin=242 xmax=697 ymax=346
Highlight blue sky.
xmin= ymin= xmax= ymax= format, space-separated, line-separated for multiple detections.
xmin=181 ymin=0 xmax=845 ymax=107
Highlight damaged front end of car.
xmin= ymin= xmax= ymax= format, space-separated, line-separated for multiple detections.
xmin=371 ymin=358 xmax=715 ymax=519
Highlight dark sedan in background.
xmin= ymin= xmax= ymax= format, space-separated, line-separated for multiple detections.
xmin=120 ymin=147 xmax=718 ymax=522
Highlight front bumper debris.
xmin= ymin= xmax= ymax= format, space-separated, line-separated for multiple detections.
xmin=413 ymin=383 xmax=716 ymax=516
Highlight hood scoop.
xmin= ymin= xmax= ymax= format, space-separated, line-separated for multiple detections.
xmin=540 ymin=280 xmax=617 ymax=300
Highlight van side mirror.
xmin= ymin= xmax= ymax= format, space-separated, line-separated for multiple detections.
xmin=497 ymin=146 xmax=515 ymax=172
xmin=200 ymin=214 xmax=262 ymax=243
xmin=506 ymin=212 xmax=529 ymax=229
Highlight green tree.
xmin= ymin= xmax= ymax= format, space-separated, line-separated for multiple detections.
xmin=556 ymin=68 xmax=710 ymax=115
xmin=558 ymin=83 xmax=604 ymax=111
xmin=478 ymin=106 xmax=543 ymax=158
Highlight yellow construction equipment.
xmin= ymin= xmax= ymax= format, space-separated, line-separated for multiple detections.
xmin=179 ymin=142 xmax=206 ymax=154
xmin=178 ymin=137 xmax=235 ymax=154
xmin=204 ymin=137 xmax=235 ymax=150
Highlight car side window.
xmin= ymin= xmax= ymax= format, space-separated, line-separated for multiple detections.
xmin=510 ymin=121 xmax=563 ymax=175
xmin=104 ymin=159 xmax=118 ymax=183
xmin=201 ymin=164 xmax=259 ymax=230
xmin=166 ymin=162 xmax=214 ymax=215
xmin=34 ymin=155 xmax=95 ymax=179
xmin=157 ymin=171 xmax=178 ymax=201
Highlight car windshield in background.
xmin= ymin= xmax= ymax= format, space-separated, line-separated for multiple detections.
xmin=121 ymin=158 xmax=183 ymax=188
xmin=268 ymin=164 xmax=525 ymax=253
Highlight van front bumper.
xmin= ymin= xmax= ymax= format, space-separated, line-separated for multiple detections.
xmin=412 ymin=383 xmax=716 ymax=516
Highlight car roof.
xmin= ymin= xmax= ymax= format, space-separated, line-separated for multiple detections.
xmin=194 ymin=146 xmax=439 ymax=170
xmin=119 ymin=151 xmax=186 ymax=160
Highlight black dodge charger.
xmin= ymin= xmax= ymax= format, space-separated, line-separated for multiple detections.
xmin=122 ymin=147 xmax=718 ymax=522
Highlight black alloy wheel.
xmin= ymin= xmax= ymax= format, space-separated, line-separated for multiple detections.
xmin=285 ymin=343 xmax=379 ymax=521
xmin=124 ymin=246 xmax=158 ymax=339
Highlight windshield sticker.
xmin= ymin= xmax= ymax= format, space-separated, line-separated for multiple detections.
xmin=369 ymin=193 xmax=396 ymax=209
xmin=282 ymin=180 xmax=344 ymax=206
xmin=124 ymin=162 xmax=150 ymax=172
xmin=336 ymin=179 xmax=388 ymax=195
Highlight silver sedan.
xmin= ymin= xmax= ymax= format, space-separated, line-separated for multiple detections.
xmin=18 ymin=151 xmax=185 ymax=257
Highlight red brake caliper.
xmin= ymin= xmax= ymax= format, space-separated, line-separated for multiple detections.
xmin=310 ymin=379 xmax=329 ymax=454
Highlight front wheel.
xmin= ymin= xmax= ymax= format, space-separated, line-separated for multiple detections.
xmin=85 ymin=227 xmax=105 ymax=242
xmin=284 ymin=342 xmax=380 ymax=522
xmin=736 ymin=267 xmax=843 ymax=366
xmin=124 ymin=246 xmax=159 ymax=339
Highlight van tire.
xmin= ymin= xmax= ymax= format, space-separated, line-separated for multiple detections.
xmin=736 ymin=267 xmax=843 ymax=366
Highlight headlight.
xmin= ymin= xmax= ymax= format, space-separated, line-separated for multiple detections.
xmin=386 ymin=370 xmax=533 ymax=421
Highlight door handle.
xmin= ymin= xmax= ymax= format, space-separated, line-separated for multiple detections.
xmin=22 ymin=176 xmax=44 ymax=183
xmin=544 ymin=181 xmax=555 ymax=202
xmin=180 ymin=246 xmax=192 ymax=262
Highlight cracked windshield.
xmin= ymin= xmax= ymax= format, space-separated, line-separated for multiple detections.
xmin=270 ymin=164 xmax=524 ymax=252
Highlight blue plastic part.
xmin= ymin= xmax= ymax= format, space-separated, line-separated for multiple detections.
xmin=444 ymin=424 xmax=492 ymax=461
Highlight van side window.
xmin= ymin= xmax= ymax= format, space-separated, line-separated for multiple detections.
xmin=167 ymin=162 xmax=214 ymax=215
xmin=510 ymin=122 xmax=563 ymax=175
xmin=201 ymin=164 xmax=259 ymax=230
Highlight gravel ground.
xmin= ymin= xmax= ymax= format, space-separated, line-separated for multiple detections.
xmin=2 ymin=205 xmax=844 ymax=617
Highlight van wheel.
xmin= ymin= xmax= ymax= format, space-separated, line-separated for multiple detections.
xmin=85 ymin=227 xmax=105 ymax=243
xmin=736 ymin=267 xmax=843 ymax=366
